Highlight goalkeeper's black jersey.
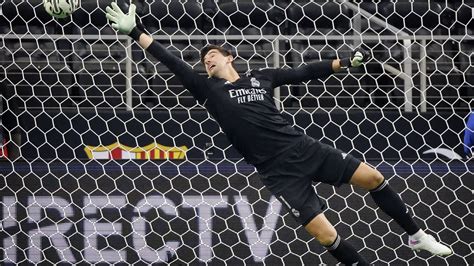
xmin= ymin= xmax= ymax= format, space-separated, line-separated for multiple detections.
xmin=146 ymin=41 xmax=335 ymax=169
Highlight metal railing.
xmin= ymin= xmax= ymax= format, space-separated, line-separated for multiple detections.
xmin=1 ymin=33 xmax=472 ymax=113
xmin=340 ymin=0 xmax=413 ymax=112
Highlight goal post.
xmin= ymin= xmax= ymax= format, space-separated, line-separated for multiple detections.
xmin=0 ymin=0 xmax=472 ymax=265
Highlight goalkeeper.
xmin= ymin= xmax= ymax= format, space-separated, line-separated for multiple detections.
xmin=106 ymin=3 xmax=452 ymax=264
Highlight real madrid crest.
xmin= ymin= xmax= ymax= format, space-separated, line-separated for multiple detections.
xmin=250 ymin=77 xmax=260 ymax=88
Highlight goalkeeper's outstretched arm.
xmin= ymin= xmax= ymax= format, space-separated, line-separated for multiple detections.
xmin=105 ymin=3 xmax=152 ymax=49
xmin=262 ymin=50 xmax=370 ymax=88
xmin=105 ymin=2 xmax=207 ymax=98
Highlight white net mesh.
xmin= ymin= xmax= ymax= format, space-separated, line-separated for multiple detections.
xmin=0 ymin=0 xmax=473 ymax=265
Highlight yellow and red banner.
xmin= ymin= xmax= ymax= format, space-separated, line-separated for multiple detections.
xmin=84 ymin=142 xmax=187 ymax=160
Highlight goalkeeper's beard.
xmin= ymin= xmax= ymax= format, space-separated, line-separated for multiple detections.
xmin=208 ymin=67 xmax=224 ymax=79
xmin=208 ymin=64 xmax=238 ymax=80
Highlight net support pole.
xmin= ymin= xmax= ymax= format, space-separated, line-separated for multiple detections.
xmin=382 ymin=63 xmax=415 ymax=111
xmin=125 ymin=39 xmax=133 ymax=111
xmin=352 ymin=12 xmax=362 ymax=47
xmin=420 ymin=39 xmax=427 ymax=112
xmin=273 ymin=38 xmax=281 ymax=111
xmin=403 ymin=39 xmax=413 ymax=112
xmin=339 ymin=0 xmax=414 ymax=112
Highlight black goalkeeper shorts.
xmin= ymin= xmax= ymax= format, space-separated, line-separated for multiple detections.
xmin=258 ymin=136 xmax=361 ymax=226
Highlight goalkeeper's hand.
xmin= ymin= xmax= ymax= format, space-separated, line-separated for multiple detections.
xmin=340 ymin=49 xmax=370 ymax=68
xmin=106 ymin=2 xmax=136 ymax=35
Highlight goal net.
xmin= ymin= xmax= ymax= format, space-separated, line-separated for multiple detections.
xmin=1 ymin=0 xmax=472 ymax=264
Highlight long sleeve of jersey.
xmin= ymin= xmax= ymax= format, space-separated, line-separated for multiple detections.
xmin=146 ymin=40 xmax=207 ymax=102
xmin=260 ymin=60 xmax=335 ymax=88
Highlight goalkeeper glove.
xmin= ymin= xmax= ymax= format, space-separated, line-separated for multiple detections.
xmin=340 ymin=49 xmax=370 ymax=68
xmin=106 ymin=2 xmax=142 ymax=40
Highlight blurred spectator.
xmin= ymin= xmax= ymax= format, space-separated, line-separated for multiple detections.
xmin=463 ymin=111 xmax=474 ymax=158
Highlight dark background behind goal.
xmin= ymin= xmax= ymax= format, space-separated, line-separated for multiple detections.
xmin=0 ymin=0 xmax=472 ymax=265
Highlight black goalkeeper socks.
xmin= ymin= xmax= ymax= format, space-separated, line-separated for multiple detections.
xmin=324 ymin=234 xmax=369 ymax=265
xmin=370 ymin=180 xmax=420 ymax=235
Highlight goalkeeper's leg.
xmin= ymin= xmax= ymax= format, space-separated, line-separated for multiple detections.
xmin=305 ymin=213 xmax=369 ymax=265
xmin=350 ymin=163 xmax=453 ymax=256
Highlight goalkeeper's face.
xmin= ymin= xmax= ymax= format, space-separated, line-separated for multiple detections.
xmin=203 ymin=49 xmax=235 ymax=78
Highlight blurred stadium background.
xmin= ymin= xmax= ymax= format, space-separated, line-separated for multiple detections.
xmin=0 ymin=0 xmax=473 ymax=265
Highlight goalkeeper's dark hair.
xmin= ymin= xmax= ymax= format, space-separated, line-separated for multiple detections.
xmin=200 ymin=45 xmax=233 ymax=64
